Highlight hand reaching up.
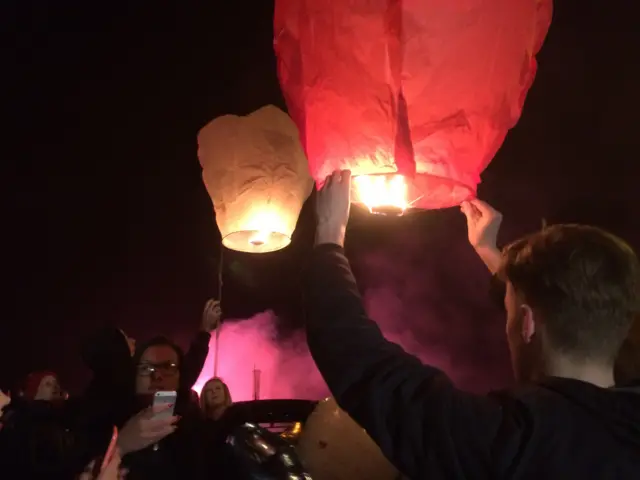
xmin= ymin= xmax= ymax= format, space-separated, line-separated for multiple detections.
xmin=460 ymin=199 xmax=502 ymax=249
xmin=201 ymin=299 xmax=222 ymax=333
xmin=460 ymin=199 xmax=503 ymax=274
xmin=315 ymin=170 xmax=352 ymax=247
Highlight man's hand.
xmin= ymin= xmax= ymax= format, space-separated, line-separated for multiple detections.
xmin=117 ymin=405 xmax=178 ymax=456
xmin=315 ymin=170 xmax=352 ymax=247
xmin=201 ymin=299 xmax=221 ymax=333
xmin=460 ymin=199 xmax=503 ymax=274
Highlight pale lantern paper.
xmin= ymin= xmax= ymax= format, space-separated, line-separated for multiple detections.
xmin=198 ymin=106 xmax=313 ymax=253
xmin=297 ymin=398 xmax=402 ymax=480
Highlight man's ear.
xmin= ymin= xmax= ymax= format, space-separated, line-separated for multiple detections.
xmin=520 ymin=304 xmax=536 ymax=344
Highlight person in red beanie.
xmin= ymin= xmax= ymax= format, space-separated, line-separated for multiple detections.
xmin=23 ymin=371 xmax=63 ymax=401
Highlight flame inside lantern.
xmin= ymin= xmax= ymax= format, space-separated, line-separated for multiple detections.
xmin=351 ymin=174 xmax=412 ymax=215
xmin=223 ymin=208 xmax=292 ymax=253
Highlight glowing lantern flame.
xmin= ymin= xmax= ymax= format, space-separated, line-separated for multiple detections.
xmin=198 ymin=106 xmax=313 ymax=253
xmin=248 ymin=231 xmax=269 ymax=247
xmin=352 ymin=174 xmax=409 ymax=215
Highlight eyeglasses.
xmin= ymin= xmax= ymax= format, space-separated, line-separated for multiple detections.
xmin=137 ymin=362 xmax=179 ymax=377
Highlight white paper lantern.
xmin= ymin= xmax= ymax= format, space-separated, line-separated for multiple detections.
xmin=198 ymin=105 xmax=313 ymax=253
xmin=297 ymin=397 xmax=401 ymax=480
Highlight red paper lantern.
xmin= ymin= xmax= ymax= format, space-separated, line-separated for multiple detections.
xmin=274 ymin=0 xmax=553 ymax=213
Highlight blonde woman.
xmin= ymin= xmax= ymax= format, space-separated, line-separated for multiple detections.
xmin=200 ymin=377 xmax=232 ymax=421
xmin=201 ymin=377 xmax=235 ymax=476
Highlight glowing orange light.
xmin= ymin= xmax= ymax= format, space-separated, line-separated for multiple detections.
xmin=352 ymin=174 xmax=409 ymax=215
xmin=198 ymin=106 xmax=314 ymax=254
xmin=248 ymin=230 xmax=270 ymax=247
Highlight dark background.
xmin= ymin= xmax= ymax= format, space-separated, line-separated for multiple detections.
xmin=2 ymin=0 xmax=638 ymax=393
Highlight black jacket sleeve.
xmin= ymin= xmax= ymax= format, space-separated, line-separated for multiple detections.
xmin=305 ymin=244 xmax=504 ymax=479
xmin=181 ymin=331 xmax=211 ymax=389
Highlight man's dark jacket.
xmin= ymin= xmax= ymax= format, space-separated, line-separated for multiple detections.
xmin=305 ymin=244 xmax=640 ymax=479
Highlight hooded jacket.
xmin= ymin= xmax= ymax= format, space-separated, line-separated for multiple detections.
xmin=60 ymin=326 xmax=138 ymax=469
xmin=305 ymin=244 xmax=640 ymax=479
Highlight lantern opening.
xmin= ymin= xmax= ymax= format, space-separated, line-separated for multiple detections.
xmin=248 ymin=230 xmax=270 ymax=246
xmin=351 ymin=174 xmax=410 ymax=216
xmin=222 ymin=230 xmax=291 ymax=254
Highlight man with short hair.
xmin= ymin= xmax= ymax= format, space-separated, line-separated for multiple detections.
xmin=305 ymin=170 xmax=640 ymax=479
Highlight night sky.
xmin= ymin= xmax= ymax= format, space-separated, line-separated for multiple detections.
xmin=3 ymin=1 xmax=638 ymax=393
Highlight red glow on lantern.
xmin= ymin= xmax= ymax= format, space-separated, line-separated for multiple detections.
xmin=275 ymin=0 xmax=553 ymax=211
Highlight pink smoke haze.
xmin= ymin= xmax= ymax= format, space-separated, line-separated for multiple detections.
xmin=352 ymin=222 xmax=513 ymax=393
xmin=195 ymin=228 xmax=511 ymax=400
xmin=193 ymin=311 xmax=327 ymax=401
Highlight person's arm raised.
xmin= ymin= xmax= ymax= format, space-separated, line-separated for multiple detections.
xmin=181 ymin=299 xmax=221 ymax=389
xmin=306 ymin=173 xmax=503 ymax=478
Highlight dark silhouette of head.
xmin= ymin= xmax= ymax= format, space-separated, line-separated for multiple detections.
xmin=499 ymin=224 xmax=640 ymax=385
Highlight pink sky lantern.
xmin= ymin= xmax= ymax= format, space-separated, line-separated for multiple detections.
xmin=274 ymin=0 xmax=553 ymax=213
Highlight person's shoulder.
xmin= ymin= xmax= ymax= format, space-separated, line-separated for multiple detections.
xmin=485 ymin=381 xmax=567 ymax=415
xmin=488 ymin=377 xmax=640 ymax=412
xmin=488 ymin=382 xmax=549 ymax=401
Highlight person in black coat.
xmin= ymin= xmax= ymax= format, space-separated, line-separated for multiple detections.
xmin=0 ymin=396 xmax=82 ymax=479
xmin=305 ymin=171 xmax=640 ymax=479
xmin=70 ymin=300 xmax=216 ymax=479
xmin=120 ymin=336 xmax=207 ymax=480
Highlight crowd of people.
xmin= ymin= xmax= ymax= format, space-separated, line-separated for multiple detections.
xmin=2 ymin=170 xmax=640 ymax=479
xmin=0 ymin=300 xmax=238 ymax=479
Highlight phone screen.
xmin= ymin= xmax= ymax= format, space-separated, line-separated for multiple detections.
xmin=152 ymin=391 xmax=177 ymax=420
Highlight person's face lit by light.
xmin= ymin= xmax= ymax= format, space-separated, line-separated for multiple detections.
xmin=136 ymin=345 xmax=180 ymax=394
xmin=204 ymin=380 xmax=227 ymax=408
xmin=35 ymin=375 xmax=62 ymax=401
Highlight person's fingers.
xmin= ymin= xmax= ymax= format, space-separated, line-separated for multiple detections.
xmin=144 ymin=415 xmax=179 ymax=432
xmin=469 ymin=198 xmax=500 ymax=217
xmin=142 ymin=424 xmax=177 ymax=439
xmin=135 ymin=404 xmax=167 ymax=421
xmin=150 ymin=403 xmax=173 ymax=414
xmin=321 ymin=174 xmax=332 ymax=191
xmin=340 ymin=169 xmax=352 ymax=184
xmin=460 ymin=201 xmax=480 ymax=221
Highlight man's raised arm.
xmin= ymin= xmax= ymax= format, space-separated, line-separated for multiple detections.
xmin=305 ymin=171 xmax=505 ymax=479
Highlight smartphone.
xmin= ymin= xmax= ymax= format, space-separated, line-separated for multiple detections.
xmin=152 ymin=391 xmax=177 ymax=420
xmin=91 ymin=426 xmax=118 ymax=478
